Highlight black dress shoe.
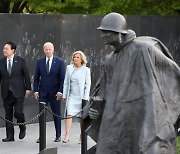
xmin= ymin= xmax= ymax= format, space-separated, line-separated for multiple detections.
xmin=36 ymin=139 xmax=40 ymax=143
xmin=2 ymin=137 xmax=15 ymax=142
xmin=54 ymin=137 xmax=61 ymax=142
xmin=19 ymin=126 xmax=26 ymax=139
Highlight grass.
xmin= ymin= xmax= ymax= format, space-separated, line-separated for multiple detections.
xmin=177 ymin=137 xmax=180 ymax=154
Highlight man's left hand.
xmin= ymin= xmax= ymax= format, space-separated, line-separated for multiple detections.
xmin=56 ymin=92 xmax=62 ymax=100
xmin=25 ymin=90 xmax=31 ymax=95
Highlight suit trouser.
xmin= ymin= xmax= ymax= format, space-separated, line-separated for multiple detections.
xmin=40 ymin=96 xmax=61 ymax=138
xmin=3 ymin=90 xmax=25 ymax=138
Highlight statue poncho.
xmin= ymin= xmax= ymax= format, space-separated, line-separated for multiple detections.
xmin=86 ymin=30 xmax=180 ymax=154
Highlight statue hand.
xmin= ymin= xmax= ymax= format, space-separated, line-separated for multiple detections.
xmin=89 ymin=108 xmax=100 ymax=120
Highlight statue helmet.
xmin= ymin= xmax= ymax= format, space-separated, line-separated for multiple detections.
xmin=97 ymin=12 xmax=127 ymax=34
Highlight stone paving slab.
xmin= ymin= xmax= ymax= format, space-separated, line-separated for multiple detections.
xmin=0 ymin=121 xmax=95 ymax=154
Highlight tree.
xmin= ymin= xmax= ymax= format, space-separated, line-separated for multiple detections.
xmin=0 ymin=0 xmax=28 ymax=13
xmin=0 ymin=0 xmax=179 ymax=15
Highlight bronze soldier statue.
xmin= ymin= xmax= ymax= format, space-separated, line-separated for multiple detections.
xmin=85 ymin=12 xmax=180 ymax=154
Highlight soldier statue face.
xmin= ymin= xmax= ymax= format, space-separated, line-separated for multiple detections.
xmin=100 ymin=30 xmax=121 ymax=46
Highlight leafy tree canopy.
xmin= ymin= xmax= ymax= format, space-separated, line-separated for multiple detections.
xmin=0 ymin=0 xmax=179 ymax=15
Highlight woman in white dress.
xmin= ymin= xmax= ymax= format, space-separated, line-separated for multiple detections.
xmin=62 ymin=51 xmax=91 ymax=143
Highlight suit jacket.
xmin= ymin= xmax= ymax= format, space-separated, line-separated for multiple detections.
xmin=0 ymin=55 xmax=31 ymax=99
xmin=63 ymin=64 xmax=91 ymax=101
xmin=33 ymin=56 xmax=65 ymax=99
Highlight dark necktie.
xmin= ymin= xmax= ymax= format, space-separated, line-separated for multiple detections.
xmin=46 ymin=58 xmax=50 ymax=74
xmin=8 ymin=59 xmax=11 ymax=75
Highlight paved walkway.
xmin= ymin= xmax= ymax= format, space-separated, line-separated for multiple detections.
xmin=0 ymin=121 xmax=95 ymax=154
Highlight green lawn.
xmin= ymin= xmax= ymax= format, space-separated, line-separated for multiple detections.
xmin=177 ymin=137 xmax=180 ymax=154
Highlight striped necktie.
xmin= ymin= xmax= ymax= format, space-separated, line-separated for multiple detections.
xmin=8 ymin=59 xmax=12 ymax=75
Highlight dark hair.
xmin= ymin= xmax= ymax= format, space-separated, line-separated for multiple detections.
xmin=5 ymin=41 xmax=16 ymax=50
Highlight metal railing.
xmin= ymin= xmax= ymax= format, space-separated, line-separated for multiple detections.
xmin=0 ymin=103 xmax=89 ymax=154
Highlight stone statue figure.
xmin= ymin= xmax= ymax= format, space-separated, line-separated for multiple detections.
xmin=84 ymin=12 xmax=180 ymax=154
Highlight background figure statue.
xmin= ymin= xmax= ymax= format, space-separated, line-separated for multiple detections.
xmin=86 ymin=12 xmax=180 ymax=154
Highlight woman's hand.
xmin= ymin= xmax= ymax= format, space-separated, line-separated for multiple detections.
xmin=62 ymin=98 xmax=66 ymax=104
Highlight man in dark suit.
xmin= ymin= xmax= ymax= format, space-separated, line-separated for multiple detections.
xmin=0 ymin=41 xmax=31 ymax=142
xmin=34 ymin=42 xmax=65 ymax=142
